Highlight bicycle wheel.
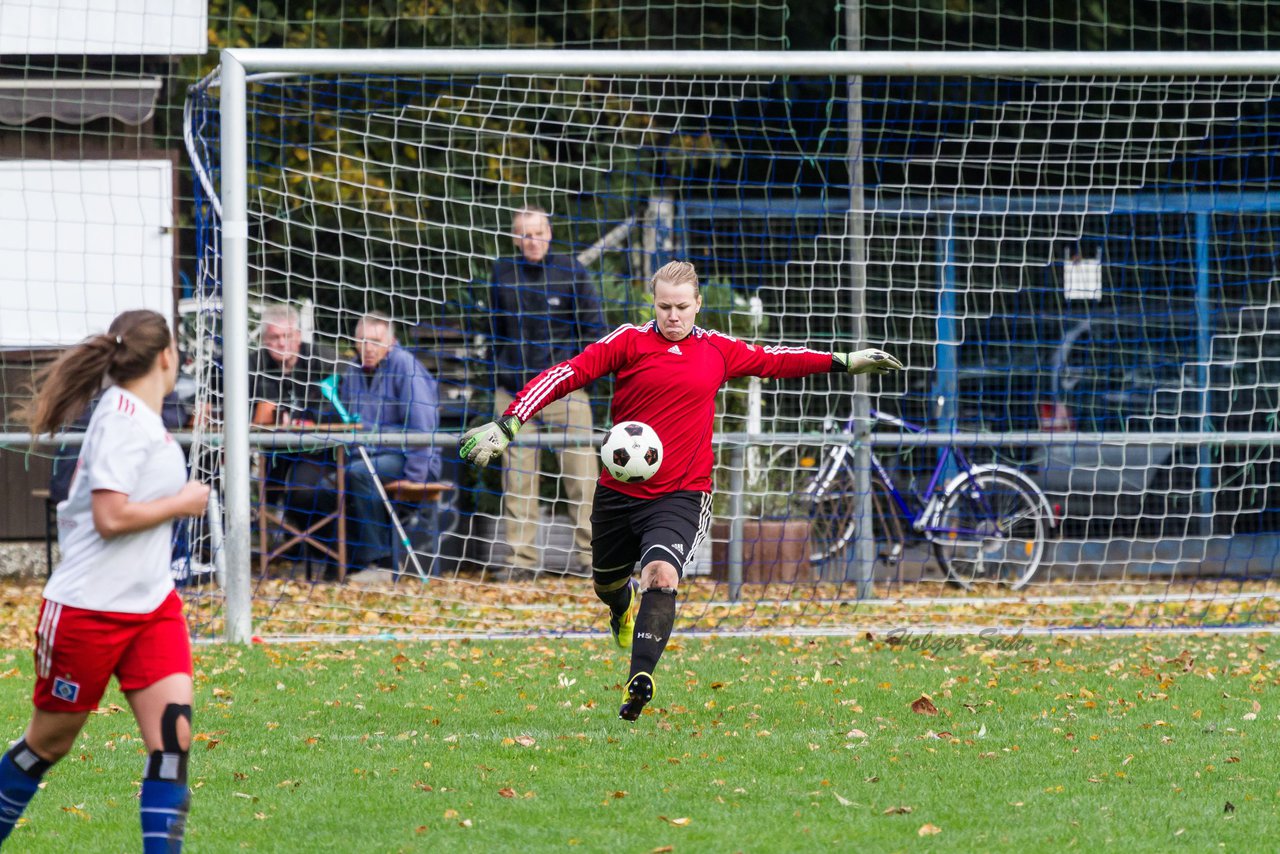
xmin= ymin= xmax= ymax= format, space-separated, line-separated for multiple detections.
xmin=930 ymin=470 xmax=1048 ymax=590
xmin=768 ymin=445 xmax=903 ymax=570
xmin=810 ymin=472 xmax=903 ymax=572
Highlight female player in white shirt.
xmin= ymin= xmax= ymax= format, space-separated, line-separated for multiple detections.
xmin=0 ymin=309 xmax=210 ymax=852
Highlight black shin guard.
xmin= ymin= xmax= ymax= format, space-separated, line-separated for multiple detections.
xmin=629 ymin=587 xmax=676 ymax=680
xmin=144 ymin=703 xmax=192 ymax=785
xmin=5 ymin=739 xmax=51 ymax=779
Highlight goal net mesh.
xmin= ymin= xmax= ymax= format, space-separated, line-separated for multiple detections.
xmin=183 ymin=65 xmax=1280 ymax=638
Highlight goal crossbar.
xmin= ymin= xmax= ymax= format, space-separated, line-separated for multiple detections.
xmin=220 ymin=49 xmax=1280 ymax=77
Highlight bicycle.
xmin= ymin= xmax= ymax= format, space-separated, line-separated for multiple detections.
xmin=769 ymin=409 xmax=1056 ymax=590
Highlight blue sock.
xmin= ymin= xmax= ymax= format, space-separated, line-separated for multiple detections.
xmin=142 ymin=703 xmax=191 ymax=854
xmin=140 ymin=776 xmax=189 ymax=854
xmin=0 ymin=739 xmax=51 ymax=844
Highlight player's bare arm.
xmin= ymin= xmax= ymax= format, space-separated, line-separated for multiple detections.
xmin=91 ymin=482 xmax=212 ymax=539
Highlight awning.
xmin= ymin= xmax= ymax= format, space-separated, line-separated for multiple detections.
xmin=0 ymin=78 xmax=162 ymax=126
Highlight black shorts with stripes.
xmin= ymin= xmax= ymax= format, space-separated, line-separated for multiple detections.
xmin=590 ymin=485 xmax=711 ymax=580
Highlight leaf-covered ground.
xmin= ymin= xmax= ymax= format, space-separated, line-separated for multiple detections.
xmin=6 ymin=576 xmax=1278 ymax=647
xmin=189 ymin=575 xmax=1280 ymax=639
xmin=0 ymin=632 xmax=1277 ymax=852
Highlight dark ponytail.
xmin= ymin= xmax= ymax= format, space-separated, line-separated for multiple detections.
xmin=18 ymin=309 xmax=173 ymax=435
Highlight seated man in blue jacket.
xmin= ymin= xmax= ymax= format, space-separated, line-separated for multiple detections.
xmin=337 ymin=312 xmax=442 ymax=575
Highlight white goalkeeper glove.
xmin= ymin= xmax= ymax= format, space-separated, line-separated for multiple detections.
xmin=833 ymin=348 xmax=904 ymax=375
xmin=459 ymin=415 xmax=522 ymax=468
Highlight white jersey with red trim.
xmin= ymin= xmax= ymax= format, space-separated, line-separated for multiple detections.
xmin=44 ymin=385 xmax=188 ymax=613
xmin=504 ymin=322 xmax=834 ymax=499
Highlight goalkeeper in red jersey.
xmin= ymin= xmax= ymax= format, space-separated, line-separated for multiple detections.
xmin=461 ymin=260 xmax=902 ymax=721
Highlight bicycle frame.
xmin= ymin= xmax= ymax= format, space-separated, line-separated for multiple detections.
xmin=809 ymin=409 xmax=1040 ymax=546
xmin=793 ymin=410 xmax=1055 ymax=589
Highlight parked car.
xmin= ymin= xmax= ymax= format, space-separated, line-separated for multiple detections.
xmin=1047 ymin=317 xmax=1189 ymax=433
xmin=942 ymin=315 xmax=1197 ymax=537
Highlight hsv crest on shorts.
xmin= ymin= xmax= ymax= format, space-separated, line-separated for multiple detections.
xmin=52 ymin=677 xmax=80 ymax=703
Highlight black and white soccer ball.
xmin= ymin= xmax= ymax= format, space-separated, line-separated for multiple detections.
xmin=600 ymin=421 xmax=663 ymax=483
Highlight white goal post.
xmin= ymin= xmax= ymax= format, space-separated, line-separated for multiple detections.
xmin=213 ymin=49 xmax=1280 ymax=643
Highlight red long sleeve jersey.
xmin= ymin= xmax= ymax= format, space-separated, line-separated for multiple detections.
xmin=504 ymin=321 xmax=836 ymax=499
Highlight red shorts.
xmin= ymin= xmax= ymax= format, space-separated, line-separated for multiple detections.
xmin=33 ymin=591 xmax=192 ymax=713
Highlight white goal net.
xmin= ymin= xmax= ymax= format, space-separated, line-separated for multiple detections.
xmin=182 ymin=52 xmax=1280 ymax=640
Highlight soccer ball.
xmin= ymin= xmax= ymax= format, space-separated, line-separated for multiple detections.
xmin=600 ymin=421 xmax=663 ymax=483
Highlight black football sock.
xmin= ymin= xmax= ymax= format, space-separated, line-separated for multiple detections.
xmin=593 ymin=572 xmax=634 ymax=617
xmin=629 ymin=588 xmax=676 ymax=680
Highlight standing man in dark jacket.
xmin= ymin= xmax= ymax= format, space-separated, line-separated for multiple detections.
xmin=489 ymin=206 xmax=607 ymax=580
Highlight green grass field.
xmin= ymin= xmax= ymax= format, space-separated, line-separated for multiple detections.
xmin=1 ymin=632 xmax=1276 ymax=852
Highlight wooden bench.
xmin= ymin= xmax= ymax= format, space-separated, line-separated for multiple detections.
xmin=382 ymin=480 xmax=453 ymax=503
xmin=378 ymin=481 xmax=455 ymax=580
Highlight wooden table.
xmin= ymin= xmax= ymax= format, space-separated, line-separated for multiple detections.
xmin=251 ymin=425 xmax=454 ymax=582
